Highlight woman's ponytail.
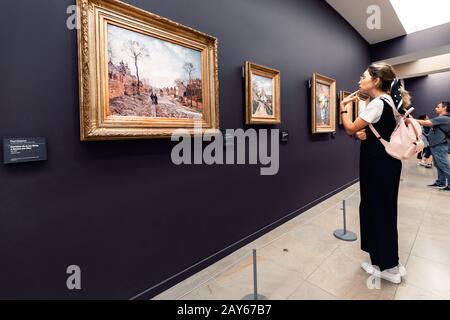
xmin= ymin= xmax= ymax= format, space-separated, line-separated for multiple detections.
xmin=399 ymin=86 xmax=412 ymax=109
xmin=390 ymin=78 xmax=412 ymax=111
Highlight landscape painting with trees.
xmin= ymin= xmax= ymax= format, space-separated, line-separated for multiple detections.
xmin=245 ymin=61 xmax=281 ymax=125
xmin=78 ymin=0 xmax=218 ymax=140
xmin=107 ymin=24 xmax=203 ymax=120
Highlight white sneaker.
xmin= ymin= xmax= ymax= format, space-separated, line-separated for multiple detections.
xmin=361 ymin=262 xmax=376 ymax=274
xmin=361 ymin=262 xmax=404 ymax=284
xmin=398 ymin=262 xmax=407 ymax=277
xmin=378 ymin=268 xmax=401 ymax=284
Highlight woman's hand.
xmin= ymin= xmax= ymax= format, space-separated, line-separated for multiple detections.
xmin=355 ymin=129 xmax=367 ymax=141
xmin=340 ymin=91 xmax=360 ymax=112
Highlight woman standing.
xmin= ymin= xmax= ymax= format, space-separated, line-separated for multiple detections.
xmin=340 ymin=63 xmax=410 ymax=284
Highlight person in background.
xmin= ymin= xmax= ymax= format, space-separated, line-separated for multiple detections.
xmin=417 ymin=115 xmax=433 ymax=168
xmin=417 ymin=101 xmax=450 ymax=191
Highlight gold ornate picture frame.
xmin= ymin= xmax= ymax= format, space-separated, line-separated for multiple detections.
xmin=77 ymin=0 xmax=219 ymax=140
xmin=311 ymin=73 xmax=336 ymax=134
xmin=339 ymin=90 xmax=354 ymax=124
xmin=245 ymin=61 xmax=281 ymax=125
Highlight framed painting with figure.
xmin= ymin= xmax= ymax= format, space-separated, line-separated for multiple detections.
xmin=355 ymin=94 xmax=370 ymax=118
xmin=339 ymin=90 xmax=354 ymax=124
xmin=77 ymin=0 xmax=219 ymax=140
xmin=245 ymin=62 xmax=281 ymax=125
xmin=311 ymin=73 xmax=336 ymax=134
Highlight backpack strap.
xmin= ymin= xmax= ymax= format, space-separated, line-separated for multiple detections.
xmin=366 ymin=96 xmax=393 ymax=146
xmin=380 ymin=96 xmax=415 ymax=118
xmin=368 ymin=123 xmax=388 ymax=147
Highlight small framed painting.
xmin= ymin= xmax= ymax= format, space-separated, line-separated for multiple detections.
xmin=311 ymin=73 xmax=336 ymax=134
xmin=245 ymin=61 xmax=281 ymax=125
xmin=339 ymin=90 xmax=354 ymax=124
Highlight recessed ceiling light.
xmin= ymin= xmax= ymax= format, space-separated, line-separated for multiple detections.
xmin=390 ymin=0 xmax=450 ymax=34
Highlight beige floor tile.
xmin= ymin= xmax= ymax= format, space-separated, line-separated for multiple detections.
xmin=213 ymin=254 xmax=304 ymax=300
xmin=243 ymin=230 xmax=286 ymax=252
xmin=394 ymin=283 xmax=446 ymax=300
xmin=425 ymin=197 xmax=450 ymax=215
xmin=178 ymin=278 xmax=233 ymax=300
xmin=153 ymin=268 xmax=214 ymax=300
xmin=398 ymin=224 xmax=419 ymax=254
xmin=397 ymin=195 xmax=428 ymax=211
xmin=411 ymin=235 xmax=450 ymax=266
xmin=342 ymin=193 xmax=361 ymax=208
xmin=257 ymin=225 xmax=339 ymax=279
xmin=242 ymin=227 xmax=294 ymax=252
xmin=398 ymin=188 xmax=432 ymax=202
xmin=429 ymin=190 xmax=450 ymax=201
xmin=308 ymin=204 xmax=360 ymax=233
xmin=348 ymin=182 xmax=360 ymax=191
xmin=404 ymin=255 xmax=450 ymax=299
xmin=336 ymin=240 xmax=369 ymax=263
xmin=287 ymin=280 xmax=338 ymax=300
xmin=418 ymin=221 xmax=450 ymax=244
xmin=400 ymin=184 xmax=431 ymax=193
xmin=289 ymin=223 xmax=341 ymax=249
xmin=203 ymin=248 xmax=253 ymax=278
xmin=153 ymin=290 xmax=183 ymax=300
xmin=423 ymin=210 xmax=450 ymax=228
xmin=307 ymin=246 xmax=399 ymax=300
xmin=155 ymin=249 xmax=252 ymax=299
xmin=397 ymin=206 xmax=425 ymax=229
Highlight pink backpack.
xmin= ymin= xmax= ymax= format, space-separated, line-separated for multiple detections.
xmin=368 ymin=97 xmax=424 ymax=160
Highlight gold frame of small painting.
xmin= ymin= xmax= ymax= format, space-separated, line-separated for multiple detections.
xmin=339 ymin=90 xmax=354 ymax=124
xmin=355 ymin=94 xmax=370 ymax=118
xmin=77 ymin=0 xmax=219 ymax=140
xmin=311 ymin=73 xmax=336 ymax=134
xmin=245 ymin=61 xmax=281 ymax=125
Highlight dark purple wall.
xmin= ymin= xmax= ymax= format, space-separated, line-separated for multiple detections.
xmin=405 ymin=71 xmax=450 ymax=117
xmin=371 ymin=23 xmax=450 ymax=62
xmin=0 ymin=0 xmax=369 ymax=299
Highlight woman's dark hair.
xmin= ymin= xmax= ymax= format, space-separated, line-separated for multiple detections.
xmin=367 ymin=62 xmax=411 ymax=108
xmin=441 ymin=101 xmax=450 ymax=111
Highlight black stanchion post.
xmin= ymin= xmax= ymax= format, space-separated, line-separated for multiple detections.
xmin=343 ymin=200 xmax=347 ymax=234
xmin=253 ymin=249 xmax=257 ymax=300
xmin=242 ymin=249 xmax=268 ymax=300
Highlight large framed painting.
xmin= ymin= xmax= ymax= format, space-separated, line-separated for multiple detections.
xmin=355 ymin=94 xmax=370 ymax=118
xmin=339 ymin=90 xmax=354 ymax=124
xmin=77 ymin=0 xmax=219 ymax=140
xmin=245 ymin=62 xmax=281 ymax=125
xmin=311 ymin=73 xmax=336 ymax=134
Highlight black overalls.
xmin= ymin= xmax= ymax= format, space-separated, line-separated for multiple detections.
xmin=359 ymin=98 xmax=402 ymax=271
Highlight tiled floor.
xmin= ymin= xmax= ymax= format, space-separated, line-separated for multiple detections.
xmin=154 ymin=159 xmax=450 ymax=300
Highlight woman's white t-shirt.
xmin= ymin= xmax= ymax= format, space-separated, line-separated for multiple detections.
xmin=359 ymin=95 xmax=393 ymax=124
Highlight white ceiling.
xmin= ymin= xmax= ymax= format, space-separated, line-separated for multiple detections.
xmin=390 ymin=0 xmax=450 ymax=34
xmin=325 ymin=0 xmax=450 ymax=78
xmin=325 ymin=0 xmax=406 ymax=44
